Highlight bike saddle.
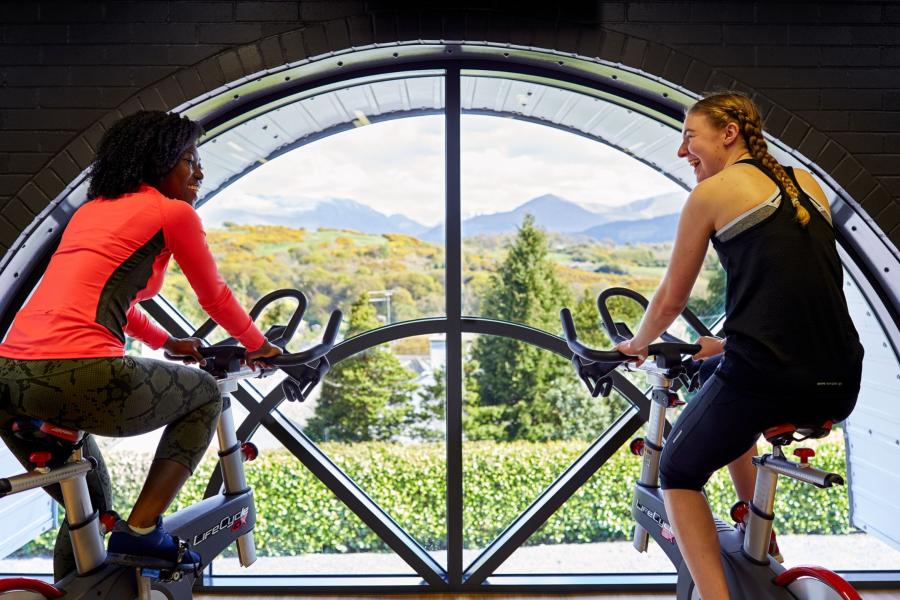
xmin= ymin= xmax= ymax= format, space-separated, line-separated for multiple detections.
xmin=10 ymin=420 xmax=84 ymax=465
xmin=763 ymin=420 xmax=833 ymax=446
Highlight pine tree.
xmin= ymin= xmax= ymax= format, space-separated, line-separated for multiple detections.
xmin=572 ymin=288 xmax=610 ymax=348
xmin=306 ymin=294 xmax=419 ymax=442
xmin=468 ymin=214 xmax=575 ymax=441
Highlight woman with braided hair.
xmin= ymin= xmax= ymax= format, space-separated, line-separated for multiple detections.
xmin=0 ymin=110 xmax=282 ymax=575
xmin=615 ymin=91 xmax=863 ymax=599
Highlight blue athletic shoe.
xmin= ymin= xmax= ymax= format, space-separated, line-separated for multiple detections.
xmin=107 ymin=517 xmax=200 ymax=569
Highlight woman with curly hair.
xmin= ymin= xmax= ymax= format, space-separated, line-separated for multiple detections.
xmin=0 ymin=111 xmax=281 ymax=575
xmin=615 ymin=92 xmax=863 ymax=599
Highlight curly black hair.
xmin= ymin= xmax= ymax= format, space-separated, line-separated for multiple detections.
xmin=87 ymin=111 xmax=204 ymax=200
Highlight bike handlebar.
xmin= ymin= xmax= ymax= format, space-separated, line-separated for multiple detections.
xmin=191 ymin=288 xmax=308 ymax=345
xmin=183 ymin=309 xmax=342 ymax=366
xmin=597 ymin=286 xmax=713 ymax=345
xmin=164 ymin=289 xmax=343 ymax=379
xmin=560 ymin=308 xmax=631 ymax=363
xmin=267 ymin=309 xmax=342 ymax=367
xmin=560 ymin=307 xmax=701 ymax=365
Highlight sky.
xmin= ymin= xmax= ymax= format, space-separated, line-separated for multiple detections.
xmin=201 ymin=115 xmax=686 ymax=228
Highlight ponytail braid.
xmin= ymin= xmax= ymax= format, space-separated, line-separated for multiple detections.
xmin=689 ymin=92 xmax=810 ymax=227
xmin=728 ymin=107 xmax=810 ymax=227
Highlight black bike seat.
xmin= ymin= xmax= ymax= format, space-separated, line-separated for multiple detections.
xmin=11 ymin=419 xmax=83 ymax=444
xmin=763 ymin=420 xmax=832 ymax=446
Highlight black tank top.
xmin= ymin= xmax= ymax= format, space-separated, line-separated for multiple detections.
xmin=710 ymin=159 xmax=863 ymax=393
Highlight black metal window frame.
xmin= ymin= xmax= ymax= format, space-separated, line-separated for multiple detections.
xmin=1 ymin=50 xmax=898 ymax=592
xmin=141 ymin=63 xmax=897 ymax=593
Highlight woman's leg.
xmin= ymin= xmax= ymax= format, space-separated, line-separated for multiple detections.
xmin=694 ymin=355 xmax=759 ymax=503
xmin=74 ymin=356 xmax=222 ymax=527
xmin=1 ymin=369 xmax=113 ymax=579
xmin=659 ymin=375 xmax=765 ymax=600
xmin=128 ymin=458 xmax=192 ymax=528
xmin=3 ymin=356 xmax=220 ymax=533
xmin=664 ymin=488 xmax=730 ymax=599
xmin=727 ymin=444 xmax=758 ymax=502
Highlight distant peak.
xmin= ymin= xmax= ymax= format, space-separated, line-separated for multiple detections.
xmin=521 ymin=193 xmax=569 ymax=206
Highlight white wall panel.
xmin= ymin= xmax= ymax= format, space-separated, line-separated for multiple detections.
xmin=843 ymin=273 xmax=900 ymax=551
xmin=0 ymin=446 xmax=56 ymax=559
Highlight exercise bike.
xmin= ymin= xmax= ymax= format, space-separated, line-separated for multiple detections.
xmin=559 ymin=286 xmax=861 ymax=600
xmin=0 ymin=289 xmax=342 ymax=599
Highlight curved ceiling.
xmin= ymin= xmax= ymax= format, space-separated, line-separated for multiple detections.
xmin=195 ymin=68 xmax=805 ymax=209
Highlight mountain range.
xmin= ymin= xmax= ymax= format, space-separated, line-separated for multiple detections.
xmin=201 ymin=192 xmax=687 ymax=244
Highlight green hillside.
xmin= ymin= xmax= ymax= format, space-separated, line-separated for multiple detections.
xmin=161 ymin=223 xmax=722 ymax=349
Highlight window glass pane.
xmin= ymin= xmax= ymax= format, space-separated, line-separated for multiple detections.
xmin=290 ymin=337 xmax=448 ymax=568
xmin=1 ymin=82 xmax=449 ymax=577
xmin=187 ymin=109 xmax=447 ymax=572
xmin=188 ymin=114 xmax=445 ymax=344
xmin=462 ymin=342 xmax=629 ymax=554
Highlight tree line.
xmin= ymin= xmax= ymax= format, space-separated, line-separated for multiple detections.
xmin=160 ymin=217 xmax=724 ymax=443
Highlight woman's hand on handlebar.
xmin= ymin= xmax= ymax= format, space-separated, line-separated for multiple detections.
xmin=692 ymin=335 xmax=725 ymax=360
xmin=245 ymin=340 xmax=283 ymax=370
xmin=615 ymin=339 xmax=648 ymax=367
xmin=163 ymin=336 xmax=207 ymax=366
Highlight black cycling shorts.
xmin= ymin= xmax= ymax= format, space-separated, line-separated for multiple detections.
xmin=659 ymin=358 xmax=859 ymax=491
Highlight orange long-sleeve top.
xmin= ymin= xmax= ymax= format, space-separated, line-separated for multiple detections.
xmin=0 ymin=184 xmax=265 ymax=359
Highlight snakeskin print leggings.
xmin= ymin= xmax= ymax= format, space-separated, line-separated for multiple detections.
xmin=0 ymin=356 xmax=221 ymax=579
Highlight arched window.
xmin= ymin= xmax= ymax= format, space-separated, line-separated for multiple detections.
xmin=2 ymin=49 xmax=898 ymax=592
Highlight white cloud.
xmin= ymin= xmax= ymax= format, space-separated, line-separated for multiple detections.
xmin=203 ymin=115 xmax=684 ymax=227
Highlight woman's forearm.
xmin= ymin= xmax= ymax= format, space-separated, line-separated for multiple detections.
xmin=630 ymin=287 xmax=684 ymax=349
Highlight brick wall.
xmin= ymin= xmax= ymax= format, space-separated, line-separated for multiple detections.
xmin=1 ymin=1 xmax=898 ymax=256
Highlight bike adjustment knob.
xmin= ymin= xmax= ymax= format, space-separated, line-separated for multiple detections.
xmin=730 ymin=500 xmax=749 ymax=524
xmin=29 ymin=452 xmax=53 ymax=469
xmin=666 ymin=392 xmax=685 ymax=407
xmin=99 ymin=511 xmax=121 ymax=535
xmin=240 ymin=442 xmax=259 ymax=462
xmin=629 ymin=438 xmax=645 ymax=456
xmin=794 ymin=447 xmax=815 ymax=466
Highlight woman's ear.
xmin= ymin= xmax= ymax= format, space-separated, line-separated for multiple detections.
xmin=722 ymin=121 xmax=741 ymax=146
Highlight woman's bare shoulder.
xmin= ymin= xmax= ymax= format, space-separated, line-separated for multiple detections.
xmin=791 ymin=168 xmax=831 ymax=209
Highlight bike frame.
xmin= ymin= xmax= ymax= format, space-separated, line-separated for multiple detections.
xmin=1 ymin=371 xmax=260 ymax=600
xmin=630 ymin=359 xmax=797 ymax=600
xmin=560 ymin=293 xmax=862 ymax=600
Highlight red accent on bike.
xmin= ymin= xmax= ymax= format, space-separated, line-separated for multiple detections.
xmin=39 ymin=422 xmax=80 ymax=443
xmin=28 ymin=452 xmax=53 ymax=469
xmin=666 ymin=393 xmax=685 ymax=407
xmin=629 ymin=438 xmax=645 ymax=456
xmin=730 ymin=500 xmax=749 ymax=524
xmin=99 ymin=511 xmax=120 ymax=535
xmin=240 ymin=442 xmax=258 ymax=462
xmin=231 ymin=515 xmax=248 ymax=532
xmin=661 ymin=526 xmax=676 ymax=543
xmin=794 ymin=448 xmax=816 ymax=464
xmin=0 ymin=577 xmax=64 ymax=597
xmin=763 ymin=423 xmax=797 ymax=442
xmin=774 ymin=565 xmax=862 ymax=599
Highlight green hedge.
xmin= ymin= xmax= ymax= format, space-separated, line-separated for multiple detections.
xmin=17 ymin=439 xmax=850 ymax=557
